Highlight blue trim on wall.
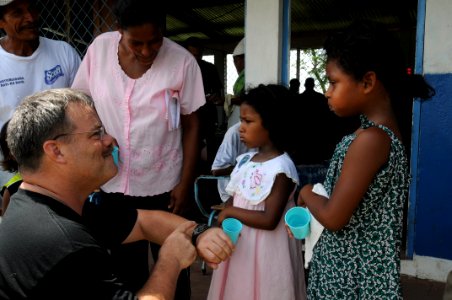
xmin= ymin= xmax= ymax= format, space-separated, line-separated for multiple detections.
xmin=414 ymin=73 xmax=452 ymax=260
xmin=281 ymin=0 xmax=290 ymax=85
xmin=407 ymin=0 xmax=426 ymax=259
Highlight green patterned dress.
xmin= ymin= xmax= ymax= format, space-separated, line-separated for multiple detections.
xmin=307 ymin=115 xmax=409 ymax=299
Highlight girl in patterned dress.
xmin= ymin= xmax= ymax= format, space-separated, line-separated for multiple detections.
xmin=207 ymin=84 xmax=306 ymax=300
xmin=297 ymin=22 xmax=435 ymax=299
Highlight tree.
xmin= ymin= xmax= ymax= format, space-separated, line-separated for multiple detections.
xmin=290 ymin=48 xmax=327 ymax=93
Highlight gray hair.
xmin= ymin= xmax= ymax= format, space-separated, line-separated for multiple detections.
xmin=7 ymin=88 xmax=94 ymax=172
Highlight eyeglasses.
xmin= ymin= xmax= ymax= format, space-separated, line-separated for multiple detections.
xmin=52 ymin=126 xmax=106 ymax=141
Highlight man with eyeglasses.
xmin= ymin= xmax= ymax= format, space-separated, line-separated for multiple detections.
xmin=0 ymin=88 xmax=234 ymax=300
xmin=71 ymin=1 xmax=206 ymax=295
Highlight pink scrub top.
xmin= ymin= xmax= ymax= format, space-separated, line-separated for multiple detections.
xmin=72 ymin=32 xmax=205 ymax=196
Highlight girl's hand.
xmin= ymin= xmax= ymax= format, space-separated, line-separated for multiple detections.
xmin=285 ymin=223 xmax=295 ymax=239
xmin=298 ymin=184 xmax=313 ymax=207
xmin=217 ymin=208 xmax=229 ymax=225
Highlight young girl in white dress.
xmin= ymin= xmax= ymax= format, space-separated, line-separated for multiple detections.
xmin=207 ymin=84 xmax=306 ymax=300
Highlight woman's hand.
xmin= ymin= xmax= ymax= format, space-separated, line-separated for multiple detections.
xmin=169 ymin=182 xmax=189 ymax=215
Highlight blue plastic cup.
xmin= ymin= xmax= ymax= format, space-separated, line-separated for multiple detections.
xmin=222 ymin=218 xmax=243 ymax=244
xmin=285 ymin=207 xmax=311 ymax=239
xmin=112 ymin=146 xmax=119 ymax=167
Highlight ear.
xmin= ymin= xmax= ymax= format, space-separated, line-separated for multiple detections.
xmin=361 ymin=71 xmax=377 ymax=94
xmin=42 ymin=140 xmax=67 ymax=164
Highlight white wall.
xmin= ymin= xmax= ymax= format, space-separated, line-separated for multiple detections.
xmin=424 ymin=0 xmax=452 ymax=73
xmin=405 ymin=0 xmax=452 ymax=282
xmin=402 ymin=255 xmax=452 ymax=282
xmin=245 ymin=0 xmax=283 ymax=87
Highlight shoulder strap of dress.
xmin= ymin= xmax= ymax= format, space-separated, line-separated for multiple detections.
xmin=360 ymin=114 xmax=398 ymax=142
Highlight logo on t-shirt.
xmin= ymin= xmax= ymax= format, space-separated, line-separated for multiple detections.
xmin=238 ymin=154 xmax=251 ymax=168
xmin=0 ymin=77 xmax=24 ymax=87
xmin=44 ymin=65 xmax=64 ymax=85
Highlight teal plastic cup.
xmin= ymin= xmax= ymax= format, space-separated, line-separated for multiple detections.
xmin=222 ymin=218 xmax=243 ymax=244
xmin=112 ymin=146 xmax=119 ymax=167
xmin=285 ymin=207 xmax=311 ymax=239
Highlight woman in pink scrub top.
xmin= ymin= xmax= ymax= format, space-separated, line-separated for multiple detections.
xmin=72 ymin=0 xmax=206 ymax=298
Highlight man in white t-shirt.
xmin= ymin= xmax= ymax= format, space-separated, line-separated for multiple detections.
xmin=0 ymin=0 xmax=80 ymax=187
xmin=211 ymin=122 xmax=256 ymax=201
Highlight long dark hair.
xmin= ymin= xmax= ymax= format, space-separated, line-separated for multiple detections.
xmin=323 ymin=21 xmax=435 ymax=144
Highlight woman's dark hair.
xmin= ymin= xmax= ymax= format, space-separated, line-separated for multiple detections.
xmin=241 ymin=84 xmax=296 ymax=152
xmin=324 ymin=21 xmax=435 ymax=146
xmin=0 ymin=120 xmax=18 ymax=172
xmin=113 ymin=0 xmax=166 ymax=29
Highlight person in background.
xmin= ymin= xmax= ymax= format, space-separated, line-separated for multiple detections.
xmin=0 ymin=0 xmax=80 ymax=188
xmin=0 ymin=88 xmax=234 ymax=300
xmin=211 ymin=121 xmax=256 ymax=203
xmin=292 ymin=77 xmax=359 ymax=193
xmin=0 ymin=120 xmax=21 ymax=215
xmin=289 ymin=78 xmax=300 ymax=95
xmin=72 ymin=0 xmax=205 ymax=297
xmin=185 ymin=36 xmax=224 ymax=169
xmin=208 ymin=84 xmax=306 ymax=300
xmin=296 ymin=21 xmax=435 ymax=299
xmin=225 ymin=37 xmax=245 ymax=128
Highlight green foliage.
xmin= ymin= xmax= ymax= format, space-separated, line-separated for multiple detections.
xmin=290 ymin=48 xmax=327 ymax=93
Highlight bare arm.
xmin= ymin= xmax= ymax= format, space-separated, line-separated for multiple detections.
xmin=122 ymin=210 xmax=190 ymax=245
xmin=211 ymin=166 xmax=234 ymax=176
xmin=136 ymin=222 xmax=197 ymax=300
xmin=170 ymin=111 xmax=200 ymax=215
xmin=299 ymin=127 xmax=391 ymax=231
xmin=230 ymin=96 xmax=242 ymax=105
xmin=123 ymin=210 xmax=234 ymax=268
xmin=218 ymin=174 xmax=294 ymax=230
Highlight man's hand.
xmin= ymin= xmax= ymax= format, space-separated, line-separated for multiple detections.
xmin=137 ymin=221 xmax=197 ymax=299
xmin=159 ymin=221 xmax=197 ymax=270
xmin=196 ymin=228 xmax=234 ymax=269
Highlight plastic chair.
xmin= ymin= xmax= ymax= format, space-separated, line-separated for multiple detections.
xmin=193 ymin=174 xmax=229 ymax=274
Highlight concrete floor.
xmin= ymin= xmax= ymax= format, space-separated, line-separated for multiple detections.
xmin=190 ymin=258 xmax=446 ymax=300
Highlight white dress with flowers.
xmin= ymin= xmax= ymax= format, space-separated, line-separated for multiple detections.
xmin=207 ymin=152 xmax=306 ymax=300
